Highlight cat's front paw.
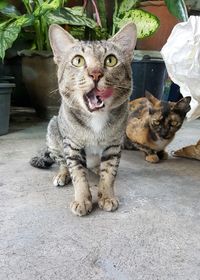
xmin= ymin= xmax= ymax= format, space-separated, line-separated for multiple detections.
xmin=53 ymin=173 xmax=71 ymax=187
xmin=145 ymin=154 xmax=159 ymax=163
xmin=98 ymin=196 xmax=119 ymax=212
xmin=70 ymin=199 xmax=92 ymax=216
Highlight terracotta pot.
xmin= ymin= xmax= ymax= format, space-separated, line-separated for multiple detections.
xmin=22 ymin=55 xmax=59 ymax=119
xmin=136 ymin=0 xmax=180 ymax=51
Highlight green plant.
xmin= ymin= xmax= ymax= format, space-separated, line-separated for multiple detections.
xmin=0 ymin=0 xmax=188 ymax=61
xmin=88 ymin=0 xmax=188 ymax=39
xmin=112 ymin=0 xmax=160 ymax=38
xmin=84 ymin=0 xmax=161 ymax=40
xmin=0 ymin=0 xmax=97 ymax=60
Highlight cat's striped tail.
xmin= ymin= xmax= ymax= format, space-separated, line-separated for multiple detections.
xmin=30 ymin=149 xmax=55 ymax=169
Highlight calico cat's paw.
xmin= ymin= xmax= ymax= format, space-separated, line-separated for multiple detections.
xmin=145 ymin=154 xmax=159 ymax=163
xmin=53 ymin=173 xmax=71 ymax=187
xmin=98 ymin=197 xmax=119 ymax=212
xmin=70 ymin=199 xmax=92 ymax=216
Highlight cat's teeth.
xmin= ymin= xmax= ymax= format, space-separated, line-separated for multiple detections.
xmin=88 ymin=99 xmax=104 ymax=110
xmin=97 ymin=101 xmax=104 ymax=108
xmin=85 ymin=90 xmax=104 ymax=111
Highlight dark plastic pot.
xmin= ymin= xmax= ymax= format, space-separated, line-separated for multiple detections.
xmin=21 ymin=53 xmax=59 ymax=119
xmin=0 ymin=82 xmax=15 ymax=136
xmin=131 ymin=51 xmax=167 ymax=100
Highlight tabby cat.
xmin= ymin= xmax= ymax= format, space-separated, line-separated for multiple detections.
xmin=30 ymin=23 xmax=137 ymax=216
xmin=125 ymin=92 xmax=191 ymax=163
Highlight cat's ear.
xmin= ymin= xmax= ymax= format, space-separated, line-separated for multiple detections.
xmin=109 ymin=23 xmax=137 ymax=58
xmin=174 ymin=96 xmax=191 ymax=113
xmin=145 ymin=91 xmax=159 ymax=105
xmin=49 ymin=24 xmax=78 ymax=64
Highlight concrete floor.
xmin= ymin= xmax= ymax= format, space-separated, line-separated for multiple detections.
xmin=0 ymin=111 xmax=200 ymax=280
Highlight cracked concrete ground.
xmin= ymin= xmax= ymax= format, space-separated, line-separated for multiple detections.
xmin=0 ymin=111 xmax=200 ymax=280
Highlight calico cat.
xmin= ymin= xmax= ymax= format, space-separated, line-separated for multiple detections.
xmin=125 ymin=92 xmax=191 ymax=163
xmin=30 ymin=23 xmax=137 ymax=216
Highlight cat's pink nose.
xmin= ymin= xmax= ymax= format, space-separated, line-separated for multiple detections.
xmin=88 ymin=69 xmax=103 ymax=81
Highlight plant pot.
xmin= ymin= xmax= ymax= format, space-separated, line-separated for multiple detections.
xmin=131 ymin=50 xmax=167 ymax=100
xmin=21 ymin=53 xmax=59 ymax=119
xmin=136 ymin=1 xmax=180 ymax=50
xmin=0 ymin=82 xmax=15 ymax=136
xmin=5 ymin=56 xmax=31 ymax=107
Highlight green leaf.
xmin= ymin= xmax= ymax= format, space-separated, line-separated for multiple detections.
xmin=70 ymin=6 xmax=85 ymax=16
xmin=0 ymin=15 xmax=33 ymax=60
xmin=46 ymin=7 xmax=97 ymax=29
xmin=0 ymin=0 xmax=8 ymax=9
xmin=33 ymin=2 xmax=57 ymax=17
xmin=0 ymin=20 xmax=21 ymax=60
xmin=164 ymin=0 xmax=188 ymax=22
xmin=118 ymin=0 xmax=139 ymax=15
xmin=114 ymin=9 xmax=160 ymax=39
xmin=96 ymin=0 xmax=107 ymax=29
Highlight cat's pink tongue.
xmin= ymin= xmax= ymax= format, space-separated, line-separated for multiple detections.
xmin=86 ymin=88 xmax=113 ymax=111
xmin=96 ymin=88 xmax=113 ymax=100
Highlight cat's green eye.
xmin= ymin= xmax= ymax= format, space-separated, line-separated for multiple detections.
xmin=171 ymin=120 xmax=178 ymax=126
xmin=153 ymin=120 xmax=160 ymax=126
xmin=105 ymin=55 xmax=118 ymax=67
xmin=72 ymin=55 xmax=85 ymax=67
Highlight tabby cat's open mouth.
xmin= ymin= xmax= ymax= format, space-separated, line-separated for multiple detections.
xmin=84 ymin=88 xmax=113 ymax=112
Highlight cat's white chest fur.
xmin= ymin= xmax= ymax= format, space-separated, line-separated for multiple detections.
xmin=89 ymin=111 xmax=109 ymax=134
xmin=85 ymin=145 xmax=102 ymax=169
xmin=86 ymin=111 xmax=109 ymax=168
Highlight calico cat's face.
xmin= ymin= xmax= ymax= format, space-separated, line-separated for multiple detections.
xmin=49 ymin=24 xmax=137 ymax=113
xmin=147 ymin=93 xmax=191 ymax=139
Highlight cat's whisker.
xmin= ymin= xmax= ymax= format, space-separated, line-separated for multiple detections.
xmin=114 ymin=85 xmax=132 ymax=90
xmin=49 ymin=88 xmax=59 ymax=97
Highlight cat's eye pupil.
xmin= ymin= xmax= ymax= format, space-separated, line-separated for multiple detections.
xmin=72 ymin=55 xmax=85 ymax=67
xmin=105 ymin=55 xmax=117 ymax=67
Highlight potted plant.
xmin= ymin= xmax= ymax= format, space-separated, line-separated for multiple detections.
xmin=0 ymin=0 xmax=188 ymax=117
xmin=137 ymin=0 xmax=188 ymax=50
xmin=0 ymin=0 xmax=98 ymax=118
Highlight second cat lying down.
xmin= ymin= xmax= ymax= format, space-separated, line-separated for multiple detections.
xmin=125 ymin=93 xmax=191 ymax=163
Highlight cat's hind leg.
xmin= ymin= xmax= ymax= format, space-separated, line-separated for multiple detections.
xmin=47 ymin=116 xmax=71 ymax=187
xmin=30 ymin=148 xmax=55 ymax=169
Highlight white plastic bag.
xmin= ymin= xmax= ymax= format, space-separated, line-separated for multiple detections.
xmin=161 ymin=16 xmax=200 ymax=121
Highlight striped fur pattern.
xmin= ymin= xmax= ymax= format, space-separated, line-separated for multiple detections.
xmin=30 ymin=23 xmax=137 ymax=216
xmin=125 ymin=92 xmax=191 ymax=163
